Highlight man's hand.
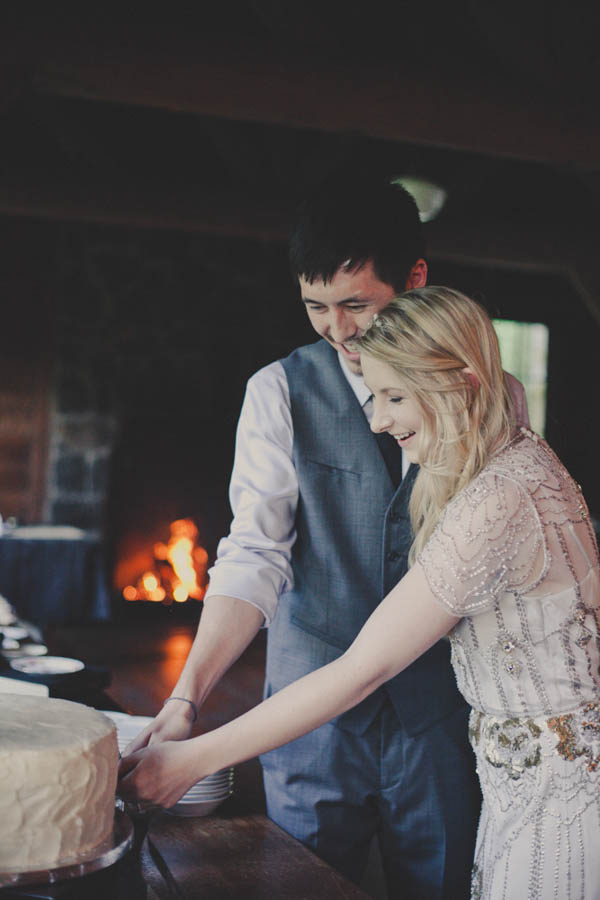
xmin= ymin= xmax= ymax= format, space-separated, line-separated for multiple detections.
xmin=121 ymin=700 xmax=195 ymax=756
xmin=118 ymin=739 xmax=203 ymax=809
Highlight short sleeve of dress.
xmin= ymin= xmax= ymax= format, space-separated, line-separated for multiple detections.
xmin=417 ymin=469 xmax=545 ymax=616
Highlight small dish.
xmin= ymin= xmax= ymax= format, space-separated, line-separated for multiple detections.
xmin=9 ymin=656 xmax=85 ymax=675
xmin=166 ymin=797 xmax=228 ymax=818
xmin=104 ymin=711 xmax=234 ymax=815
xmin=0 ymin=626 xmax=29 ymax=640
xmin=14 ymin=643 xmax=48 ymax=657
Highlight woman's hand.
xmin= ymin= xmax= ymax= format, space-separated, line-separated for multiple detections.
xmin=121 ymin=701 xmax=195 ymax=757
xmin=118 ymin=738 xmax=203 ymax=809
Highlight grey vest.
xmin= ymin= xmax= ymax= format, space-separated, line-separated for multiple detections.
xmin=265 ymin=340 xmax=465 ymax=736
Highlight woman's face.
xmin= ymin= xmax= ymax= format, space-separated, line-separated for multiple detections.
xmin=361 ymin=354 xmax=425 ymax=464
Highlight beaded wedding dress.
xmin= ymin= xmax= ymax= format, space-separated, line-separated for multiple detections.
xmin=419 ymin=429 xmax=600 ymax=900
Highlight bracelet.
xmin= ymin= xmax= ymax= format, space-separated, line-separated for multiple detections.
xmin=163 ymin=696 xmax=198 ymax=722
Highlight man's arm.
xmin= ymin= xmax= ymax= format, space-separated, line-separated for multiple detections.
xmin=125 ymin=594 xmax=264 ymax=750
xmin=124 ymin=363 xmax=297 ymax=753
xmin=119 ymin=562 xmax=459 ymax=807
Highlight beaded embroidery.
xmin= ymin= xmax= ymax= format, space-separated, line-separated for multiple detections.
xmin=470 ymin=711 xmax=542 ymax=779
xmin=548 ymin=702 xmax=600 ymax=771
xmin=471 ymin=864 xmax=483 ymax=900
xmin=419 ymin=432 xmax=599 ymax=719
xmin=418 ymin=432 xmax=600 ymax=898
xmin=498 ymin=632 xmax=522 ymax=678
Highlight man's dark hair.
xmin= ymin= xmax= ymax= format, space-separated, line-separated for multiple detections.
xmin=289 ymin=168 xmax=426 ymax=293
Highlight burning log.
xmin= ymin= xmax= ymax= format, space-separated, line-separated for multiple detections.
xmin=123 ymin=518 xmax=208 ymax=604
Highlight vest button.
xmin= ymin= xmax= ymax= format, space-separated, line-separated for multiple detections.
xmin=387 ymin=550 xmax=401 ymax=562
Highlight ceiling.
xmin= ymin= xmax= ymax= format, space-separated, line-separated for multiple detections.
xmin=1 ymin=3 xmax=599 ymax=315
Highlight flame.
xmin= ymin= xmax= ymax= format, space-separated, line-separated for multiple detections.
xmin=123 ymin=518 xmax=208 ymax=604
xmin=142 ymin=573 xmax=159 ymax=592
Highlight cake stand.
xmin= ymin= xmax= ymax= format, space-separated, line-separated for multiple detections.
xmin=0 ymin=809 xmax=133 ymax=889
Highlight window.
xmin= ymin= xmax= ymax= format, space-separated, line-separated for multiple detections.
xmin=493 ymin=319 xmax=549 ymax=435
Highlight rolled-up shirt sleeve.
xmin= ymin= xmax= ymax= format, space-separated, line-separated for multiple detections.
xmin=205 ymin=361 xmax=297 ymax=625
xmin=505 ymin=371 xmax=530 ymax=428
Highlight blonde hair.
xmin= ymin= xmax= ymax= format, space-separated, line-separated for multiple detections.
xmin=356 ymin=287 xmax=515 ymax=564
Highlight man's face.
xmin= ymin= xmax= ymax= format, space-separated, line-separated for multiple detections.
xmin=299 ymin=259 xmax=426 ymax=375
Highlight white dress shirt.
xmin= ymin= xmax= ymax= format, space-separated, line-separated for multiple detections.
xmin=206 ymin=352 xmax=529 ymax=625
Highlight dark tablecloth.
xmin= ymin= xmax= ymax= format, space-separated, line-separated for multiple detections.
xmin=0 ymin=532 xmax=111 ymax=626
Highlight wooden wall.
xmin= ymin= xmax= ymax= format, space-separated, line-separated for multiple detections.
xmin=0 ymin=221 xmax=54 ymax=524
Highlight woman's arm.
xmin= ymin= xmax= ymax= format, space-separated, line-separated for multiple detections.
xmin=118 ymin=563 xmax=459 ymax=808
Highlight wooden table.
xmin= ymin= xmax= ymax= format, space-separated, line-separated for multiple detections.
xmin=139 ymin=813 xmax=368 ymax=899
xmin=45 ymin=618 xmax=370 ymax=899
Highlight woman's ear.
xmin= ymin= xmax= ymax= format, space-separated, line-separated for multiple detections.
xmin=462 ymin=367 xmax=480 ymax=390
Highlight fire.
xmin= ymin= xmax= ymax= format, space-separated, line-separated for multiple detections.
xmin=123 ymin=519 xmax=208 ymax=604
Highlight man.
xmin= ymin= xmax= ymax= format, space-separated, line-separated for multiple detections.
xmin=125 ymin=170 xmax=527 ymax=898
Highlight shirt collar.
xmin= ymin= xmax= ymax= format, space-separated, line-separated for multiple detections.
xmin=337 ymin=351 xmax=409 ymax=476
xmin=337 ymin=352 xmax=372 ymax=407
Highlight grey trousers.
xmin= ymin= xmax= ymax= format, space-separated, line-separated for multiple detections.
xmin=260 ymin=699 xmax=481 ymax=900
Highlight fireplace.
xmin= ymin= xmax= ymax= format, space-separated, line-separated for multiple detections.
xmin=104 ymin=416 xmax=231 ymax=617
xmin=0 ymin=218 xmax=311 ymax=622
xmin=117 ymin=519 xmax=208 ymax=605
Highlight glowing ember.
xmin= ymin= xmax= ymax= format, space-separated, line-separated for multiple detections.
xmin=123 ymin=518 xmax=208 ymax=604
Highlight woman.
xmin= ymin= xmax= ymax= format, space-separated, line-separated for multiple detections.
xmin=119 ymin=287 xmax=600 ymax=899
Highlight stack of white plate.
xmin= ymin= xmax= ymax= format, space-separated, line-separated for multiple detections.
xmin=104 ymin=710 xmax=234 ymax=817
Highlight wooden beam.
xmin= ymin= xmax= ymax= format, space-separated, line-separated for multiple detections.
xmin=29 ymin=50 xmax=598 ymax=169
xmin=426 ymin=220 xmax=600 ymax=327
xmin=0 ymin=174 xmax=290 ymax=241
xmin=0 ymin=16 xmax=595 ymax=170
xmin=426 ymin=219 xmax=573 ymax=273
xmin=2 ymin=171 xmax=598 ymax=325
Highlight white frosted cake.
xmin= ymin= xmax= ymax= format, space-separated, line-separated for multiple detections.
xmin=0 ymin=695 xmax=118 ymax=871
